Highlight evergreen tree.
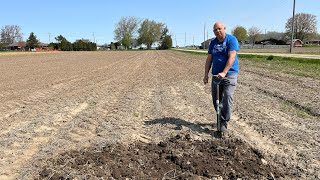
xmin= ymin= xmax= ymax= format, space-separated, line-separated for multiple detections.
xmin=26 ymin=32 xmax=39 ymax=49
xmin=55 ymin=35 xmax=72 ymax=51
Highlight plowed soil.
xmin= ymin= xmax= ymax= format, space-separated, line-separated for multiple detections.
xmin=0 ymin=51 xmax=319 ymax=179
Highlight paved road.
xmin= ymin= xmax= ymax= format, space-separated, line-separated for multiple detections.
xmin=174 ymin=49 xmax=320 ymax=59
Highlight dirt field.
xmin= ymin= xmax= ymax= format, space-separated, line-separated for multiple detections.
xmin=0 ymin=51 xmax=319 ymax=179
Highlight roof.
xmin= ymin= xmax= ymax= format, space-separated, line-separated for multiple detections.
xmin=8 ymin=41 xmax=48 ymax=47
xmin=9 ymin=41 xmax=26 ymax=47
xmin=286 ymin=39 xmax=303 ymax=44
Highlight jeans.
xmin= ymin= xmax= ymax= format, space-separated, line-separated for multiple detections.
xmin=211 ymin=74 xmax=238 ymax=125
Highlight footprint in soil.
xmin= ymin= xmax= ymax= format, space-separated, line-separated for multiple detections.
xmin=37 ymin=134 xmax=289 ymax=179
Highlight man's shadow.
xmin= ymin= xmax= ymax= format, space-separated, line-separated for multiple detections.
xmin=144 ymin=117 xmax=222 ymax=138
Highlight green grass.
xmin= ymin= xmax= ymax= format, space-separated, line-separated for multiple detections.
xmin=303 ymin=45 xmax=320 ymax=48
xmin=238 ymin=54 xmax=320 ymax=79
xmin=173 ymin=49 xmax=320 ymax=79
xmin=280 ymin=101 xmax=309 ymax=118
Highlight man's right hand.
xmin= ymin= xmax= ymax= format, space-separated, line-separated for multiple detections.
xmin=203 ymin=75 xmax=209 ymax=84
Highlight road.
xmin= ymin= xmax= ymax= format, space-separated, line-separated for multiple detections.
xmin=174 ymin=49 xmax=320 ymax=59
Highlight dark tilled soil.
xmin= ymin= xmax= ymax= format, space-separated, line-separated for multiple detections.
xmin=38 ymin=134 xmax=286 ymax=179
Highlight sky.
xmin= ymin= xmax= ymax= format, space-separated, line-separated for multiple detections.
xmin=1 ymin=0 xmax=319 ymax=46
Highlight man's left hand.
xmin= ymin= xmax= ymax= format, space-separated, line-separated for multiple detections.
xmin=218 ymin=72 xmax=227 ymax=79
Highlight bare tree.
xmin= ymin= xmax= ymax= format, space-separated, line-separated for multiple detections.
xmin=114 ymin=16 xmax=140 ymax=47
xmin=248 ymin=26 xmax=261 ymax=46
xmin=0 ymin=25 xmax=23 ymax=44
xmin=285 ymin=13 xmax=317 ymax=41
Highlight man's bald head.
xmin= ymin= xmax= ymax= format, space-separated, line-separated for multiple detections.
xmin=213 ymin=22 xmax=226 ymax=41
xmin=214 ymin=22 xmax=225 ymax=30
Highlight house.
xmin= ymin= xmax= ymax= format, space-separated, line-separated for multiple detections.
xmin=8 ymin=41 xmax=48 ymax=51
xmin=305 ymin=39 xmax=320 ymax=45
xmin=261 ymin=41 xmax=275 ymax=45
xmin=8 ymin=41 xmax=26 ymax=50
xmin=75 ymin=39 xmax=90 ymax=43
xmin=286 ymin=39 xmax=303 ymax=47
xmin=35 ymin=42 xmax=49 ymax=51
xmin=201 ymin=38 xmax=213 ymax=49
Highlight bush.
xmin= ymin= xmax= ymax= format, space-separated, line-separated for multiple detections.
xmin=266 ymin=55 xmax=274 ymax=60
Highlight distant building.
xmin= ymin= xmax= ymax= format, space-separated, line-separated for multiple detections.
xmin=201 ymin=38 xmax=213 ymax=49
xmin=8 ymin=41 xmax=26 ymax=50
xmin=75 ymin=39 xmax=90 ymax=43
xmin=7 ymin=41 xmax=48 ymax=51
xmin=286 ymin=39 xmax=303 ymax=47
xmin=305 ymin=39 xmax=320 ymax=45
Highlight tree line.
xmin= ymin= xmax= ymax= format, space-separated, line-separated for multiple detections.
xmin=0 ymin=13 xmax=318 ymax=51
xmin=113 ymin=16 xmax=172 ymax=50
xmin=0 ymin=28 xmax=97 ymax=51
xmin=232 ymin=13 xmax=319 ymax=45
xmin=0 ymin=16 xmax=172 ymax=51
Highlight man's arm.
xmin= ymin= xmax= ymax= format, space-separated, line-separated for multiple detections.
xmin=203 ymin=54 xmax=212 ymax=84
xmin=218 ymin=50 xmax=236 ymax=78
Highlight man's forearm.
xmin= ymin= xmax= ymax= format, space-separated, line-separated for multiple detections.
xmin=222 ymin=51 xmax=236 ymax=74
xmin=204 ymin=55 xmax=212 ymax=76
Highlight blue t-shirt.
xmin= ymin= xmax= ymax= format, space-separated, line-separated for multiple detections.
xmin=208 ymin=34 xmax=240 ymax=75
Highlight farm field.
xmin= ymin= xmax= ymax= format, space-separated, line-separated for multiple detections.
xmin=0 ymin=51 xmax=319 ymax=179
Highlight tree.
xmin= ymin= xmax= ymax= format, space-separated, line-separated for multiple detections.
xmin=160 ymin=35 xmax=172 ymax=49
xmin=26 ymin=32 xmax=39 ymax=49
xmin=55 ymin=35 xmax=72 ymax=51
xmin=232 ymin=26 xmax=247 ymax=43
xmin=73 ymin=40 xmax=96 ymax=51
xmin=265 ymin=31 xmax=287 ymax=41
xmin=122 ymin=32 xmax=131 ymax=49
xmin=248 ymin=26 xmax=261 ymax=46
xmin=138 ymin=19 xmax=164 ymax=49
xmin=285 ymin=13 xmax=317 ymax=41
xmin=110 ymin=42 xmax=116 ymax=50
xmin=0 ymin=25 xmax=23 ymax=44
xmin=48 ymin=42 xmax=59 ymax=50
xmin=160 ymin=26 xmax=169 ymax=40
xmin=114 ymin=16 xmax=140 ymax=48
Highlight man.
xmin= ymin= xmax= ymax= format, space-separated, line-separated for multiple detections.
xmin=203 ymin=22 xmax=239 ymax=132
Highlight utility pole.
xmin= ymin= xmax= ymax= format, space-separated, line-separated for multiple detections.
xmin=49 ymin=33 xmax=51 ymax=43
xmin=93 ymin=32 xmax=95 ymax=43
xmin=185 ymin=32 xmax=186 ymax=47
xmin=193 ymin=35 xmax=194 ymax=48
xmin=175 ymin=35 xmax=177 ymax=47
xmin=290 ymin=0 xmax=296 ymax=53
xmin=204 ymin=23 xmax=206 ymax=49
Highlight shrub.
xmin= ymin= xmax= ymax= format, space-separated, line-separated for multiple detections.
xmin=266 ymin=55 xmax=274 ymax=60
